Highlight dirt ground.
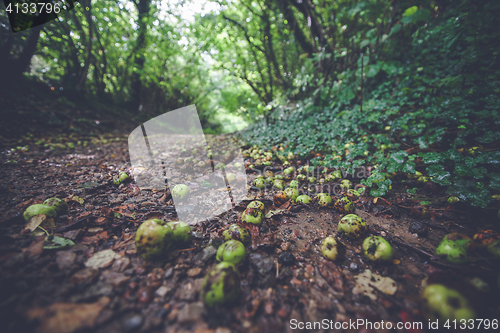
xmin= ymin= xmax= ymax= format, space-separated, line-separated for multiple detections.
xmin=1 ymin=137 xmax=499 ymax=333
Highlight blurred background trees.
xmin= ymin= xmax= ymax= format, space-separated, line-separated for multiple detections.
xmin=0 ymin=0 xmax=498 ymax=132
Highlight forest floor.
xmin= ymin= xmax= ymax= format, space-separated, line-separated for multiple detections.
xmin=1 ymin=127 xmax=500 ymax=333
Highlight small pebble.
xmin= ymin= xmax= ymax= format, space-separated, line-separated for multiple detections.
xmin=278 ymin=252 xmax=295 ymax=266
xmin=123 ymin=314 xmax=143 ymax=332
xmin=408 ymin=221 xmax=428 ymax=236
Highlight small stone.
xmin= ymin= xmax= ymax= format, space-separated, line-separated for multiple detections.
xmin=71 ymin=268 xmax=99 ymax=285
xmin=164 ymin=267 xmax=174 ymax=278
xmin=201 ymin=246 xmax=217 ymax=261
xmin=304 ymin=264 xmax=315 ymax=277
xmin=215 ymin=328 xmax=231 ymax=333
xmin=187 ymin=267 xmax=202 ymax=277
xmin=123 ymin=314 xmax=144 ymax=332
xmin=137 ymin=286 xmax=154 ymax=303
xmin=278 ymin=252 xmax=295 ymax=266
xmin=64 ymin=229 xmax=83 ymax=240
xmin=155 ymin=286 xmax=171 ymax=297
xmin=177 ymin=302 xmax=205 ymax=324
xmin=179 ymin=282 xmax=196 ymax=301
xmin=280 ymin=241 xmax=290 ymax=251
xmin=408 ymin=221 xmax=428 ymax=236
xmin=56 ymin=251 xmax=76 ymax=270
xmin=264 ymin=302 xmax=274 ymax=315
xmin=87 ymin=227 xmax=104 ymax=234
xmin=85 ymin=249 xmax=120 ymax=270
xmin=250 ymin=254 xmax=275 ymax=275
xmin=94 ymin=217 xmax=110 ymax=225
xmin=349 ymin=262 xmax=359 ymax=272
xmin=103 ymin=272 xmax=130 ymax=287
xmin=73 ymin=283 xmax=113 ymax=302
xmin=111 ymin=256 xmax=131 ymax=272
xmin=166 ymin=308 xmax=178 ymax=322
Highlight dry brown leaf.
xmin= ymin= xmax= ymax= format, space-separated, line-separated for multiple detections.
xmin=352 ymin=269 xmax=397 ymax=300
xmin=26 ymin=297 xmax=110 ymax=333
xmin=84 ymin=249 xmax=120 ymax=269
xmin=22 ymin=214 xmax=54 ymax=233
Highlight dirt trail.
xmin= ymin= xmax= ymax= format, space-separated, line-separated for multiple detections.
xmin=1 ymin=139 xmax=498 ymax=333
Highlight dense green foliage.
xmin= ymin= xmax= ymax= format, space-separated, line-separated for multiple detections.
xmin=242 ymin=0 xmax=500 ymax=207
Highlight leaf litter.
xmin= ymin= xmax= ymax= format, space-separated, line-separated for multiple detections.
xmin=0 ymin=135 xmax=498 ymax=333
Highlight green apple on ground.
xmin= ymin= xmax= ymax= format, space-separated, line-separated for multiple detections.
xmin=338 ymin=214 xmax=367 ymax=239
xmin=216 ymin=240 xmax=246 ymax=265
xmin=362 ymin=236 xmax=394 ymax=263
xmin=201 ymin=262 xmax=240 ymax=307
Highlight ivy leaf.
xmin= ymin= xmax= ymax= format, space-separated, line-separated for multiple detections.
xmin=390 ymin=151 xmax=408 ymax=164
xmin=489 ymin=174 xmax=500 ymax=191
xmin=43 ymin=236 xmax=75 ymax=250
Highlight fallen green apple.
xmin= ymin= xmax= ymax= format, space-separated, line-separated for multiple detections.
xmin=284 ymin=187 xmax=299 ymax=202
xmin=273 ymin=179 xmax=285 ymax=190
xmin=362 ymin=236 xmax=393 ymax=263
xmin=338 ymin=214 xmax=367 ymax=239
xmin=226 ymin=173 xmax=236 ymax=183
xmin=43 ymin=197 xmax=67 ymax=215
xmin=247 ymin=200 xmax=265 ymax=212
xmin=135 ymin=219 xmax=173 ymax=260
xmin=23 ymin=204 xmax=57 ymax=221
xmin=421 ymin=284 xmax=476 ymax=323
xmin=340 ymin=179 xmax=353 ymax=190
xmin=216 ymin=240 xmax=246 ymax=265
xmin=201 ymin=262 xmax=240 ymax=307
xmin=118 ymin=171 xmax=130 ymax=182
xmin=223 ymin=224 xmax=251 ymax=244
xmin=296 ymin=194 xmax=312 ymax=204
xmin=172 ymin=184 xmax=190 ymax=202
xmin=241 ymin=207 xmax=264 ymax=226
xmin=487 ymin=240 xmax=500 ymax=258
xmin=316 ymin=193 xmax=332 ymax=207
xmin=296 ymin=174 xmax=307 ymax=182
xmin=166 ymin=221 xmax=192 ymax=245
xmin=334 ymin=197 xmax=355 ymax=214
xmin=435 ymin=239 xmax=468 ymax=264
xmin=253 ymin=178 xmax=266 ymax=189
xmin=289 ymin=180 xmax=300 ymax=188
xmin=321 ymin=236 xmax=339 ymax=261
xmin=273 ymin=191 xmax=289 ymax=207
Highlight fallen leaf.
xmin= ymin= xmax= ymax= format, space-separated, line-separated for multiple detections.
xmin=84 ymin=249 xmax=120 ymax=269
xmin=352 ymin=269 xmax=397 ymax=300
xmin=22 ymin=214 xmax=55 ymax=233
xmin=26 ymin=297 xmax=110 ymax=333
xmin=81 ymin=231 xmax=108 ymax=245
xmin=265 ymin=209 xmax=287 ymax=219
xmin=24 ymin=236 xmax=46 ymax=258
xmin=72 ymin=196 xmax=84 ymax=205
xmin=43 ymin=236 xmax=75 ymax=250
xmin=241 ymin=222 xmax=259 ymax=237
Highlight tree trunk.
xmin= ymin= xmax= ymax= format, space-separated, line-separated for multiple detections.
xmin=0 ymin=25 xmax=41 ymax=84
xmin=129 ymin=0 xmax=151 ymax=110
